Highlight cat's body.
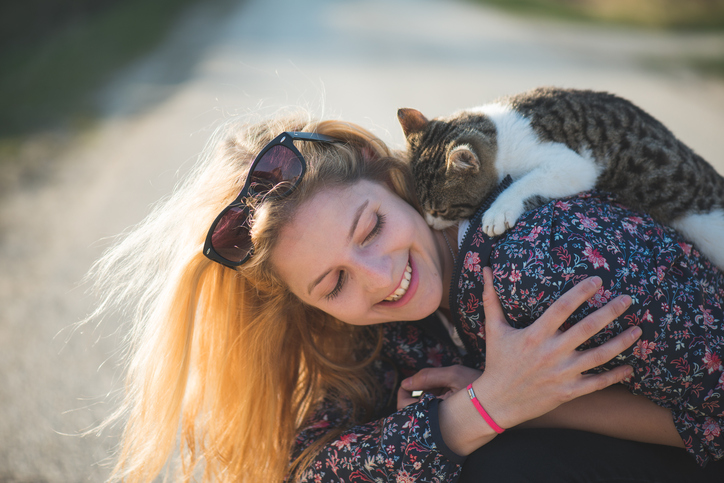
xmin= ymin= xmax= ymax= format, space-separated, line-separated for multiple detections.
xmin=398 ymin=87 xmax=724 ymax=269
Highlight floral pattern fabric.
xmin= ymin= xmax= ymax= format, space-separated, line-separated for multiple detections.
xmin=452 ymin=191 xmax=724 ymax=466
xmin=291 ymin=319 xmax=466 ymax=482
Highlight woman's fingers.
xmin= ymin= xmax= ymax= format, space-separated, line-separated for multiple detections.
xmin=533 ymin=276 xmax=605 ymax=337
xmin=401 ymin=365 xmax=482 ymax=392
xmin=397 ymin=365 xmax=483 ymax=410
xmin=574 ymin=324 xmax=642 ymax=377
xmin=576 ymin=364 xmax=634 ymax=397
xmin=562 ymin=294 xmax=633 ymax=352
xmin=482 ymin=267 xmax=512 ymax=336
xmin=396 ymin=386 xmax=420 ymax=410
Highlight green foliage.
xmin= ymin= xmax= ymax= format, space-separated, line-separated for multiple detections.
xmin=0 ymin=0 xmax=199 ymax=138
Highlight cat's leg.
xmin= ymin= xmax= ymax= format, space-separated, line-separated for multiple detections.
xmin=669 ymin=209 xmax=724 ymax=270
xmin=482 ymin=143 xmax=599 ymax=236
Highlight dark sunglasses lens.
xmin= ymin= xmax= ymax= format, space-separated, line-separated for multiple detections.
xmin=211 ymin=206 xmax=253 ymax=263
xmin=250 ymin=145 xmax=303 ymax=194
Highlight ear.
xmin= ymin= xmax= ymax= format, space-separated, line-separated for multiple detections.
xmin=447 ymin=144 xmax=479 ymax=171
xmin=397 ymin=108 xmax=429 ymax=138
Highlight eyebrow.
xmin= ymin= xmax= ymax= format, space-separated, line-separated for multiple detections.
xmin=306 ymin=199 xmax=369 ymax=296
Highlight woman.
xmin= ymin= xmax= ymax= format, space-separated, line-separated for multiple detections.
xmin=89 ymin=111 xmax=720 ymax=482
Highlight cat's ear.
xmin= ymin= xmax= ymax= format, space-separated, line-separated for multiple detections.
xmin=447 ymin=145 xmax=479 ymax=171
xmin=397 ymin=108 xmax=429 ymax=138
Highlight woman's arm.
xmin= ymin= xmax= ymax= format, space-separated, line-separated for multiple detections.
xmin=436 ymin=267 xmax=641 ymax=456
xmin=522 ymin=384 xmax=684 ymax=448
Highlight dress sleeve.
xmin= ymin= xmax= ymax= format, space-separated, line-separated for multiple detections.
xmin=291 ymin=394 xmax=464 ymax=482
xmin=486 ymin=192 xmax=724 ymax=466
xmin=289 ymin=319 xmax=467 ymax=482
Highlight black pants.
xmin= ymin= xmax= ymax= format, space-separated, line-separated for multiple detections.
xmin=459 ymin=429 xmax=724 ymax=483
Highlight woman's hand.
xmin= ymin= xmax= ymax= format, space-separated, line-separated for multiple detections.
xmin=477 ymin=266 xmax=641 ymax=429
xmin=397 ymin=365 xmax=482 ymax=410
xmin=437 ymin=266 xmax=642 ymax=456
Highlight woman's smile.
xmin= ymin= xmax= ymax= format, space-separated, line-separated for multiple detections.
xmin=383 ymin=259 xmax=412 ymax=302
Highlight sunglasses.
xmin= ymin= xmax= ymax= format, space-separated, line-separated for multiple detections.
xmin=204 ymin=131 xmax=340 ymax=269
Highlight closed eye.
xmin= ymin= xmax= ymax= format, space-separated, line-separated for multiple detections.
xmin=326 ymin=271 xmax=346 ymax=300
xmin=363 ymin=212 xmax=386 ymax=244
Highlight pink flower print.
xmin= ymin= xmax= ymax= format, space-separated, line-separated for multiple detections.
xmin=464 ymin=251 xmax=481 ymax=273
xmin=465 ymin=293 xmax=481 ymax=314
xmin=426 ymin=347 xmax=443 ymax=367
xmin=331 ymin=433 xmax=358 ymax=451
xmin=590 ymin=286 xmax=613 ymax=308
xmin=396 ymin=470 xmax=416 ymax=483
xmin=703 ymin=418 xmax=721 ymax=442
xmin=582 ymin=243 xmax=610 ymax=270
xmin=523 ymin=226 xmax=543 ymax=242
xmin=697 ymin=306 xmax=717 ymax=329
xmin=633 ymin=340 xmax=656 ymax=361
xmin=678 ymin=241 xmax=693 ymax=256
xmin=554 ymin=200 xmax=572 ymax=211
xmin=703 ymin=350 xmax=723 ymax=375
xmin=655 ymin=265 xmax=667 ymax=282
xmin=575 ymin=212 xmax=599 ymax=230
xmin=621 ymin=221 xmax=637 ymax=235
xmin=509 ymin=265 xmax=522 ymax=283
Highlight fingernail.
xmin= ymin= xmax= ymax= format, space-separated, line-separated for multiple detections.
xmin=401 ymin=378 xmax=411 ymax=389
xmin=588 ymin=276 xmax=602 ymax=288
xmin=631 ymin=326 xmax=642 ymax=339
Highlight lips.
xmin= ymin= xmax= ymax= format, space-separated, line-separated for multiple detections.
xmin=384 ymin=261 xmax=412 ymax=302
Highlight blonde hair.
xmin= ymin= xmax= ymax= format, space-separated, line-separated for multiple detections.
xmin=88 ymin=111 xmax=420 ymax=482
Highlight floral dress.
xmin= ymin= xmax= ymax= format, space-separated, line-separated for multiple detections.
xmin=452 ymin=189 xmax=724 ymax=466
xmin=291 ymin=318 xmax=469 ymax=482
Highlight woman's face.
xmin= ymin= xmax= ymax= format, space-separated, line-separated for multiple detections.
xmin=271 ymin=179 xmax=447 ymax=326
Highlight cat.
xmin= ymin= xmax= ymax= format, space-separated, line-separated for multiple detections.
xmin=398 ymin=86 xmax=724 ymax=269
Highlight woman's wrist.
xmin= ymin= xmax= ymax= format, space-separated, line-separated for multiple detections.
xmin=437 ymin=382 xmax=499 ymax=456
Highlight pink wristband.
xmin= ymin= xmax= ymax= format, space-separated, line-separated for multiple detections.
xmin=466 ymin=383 xmax=505 ymax=434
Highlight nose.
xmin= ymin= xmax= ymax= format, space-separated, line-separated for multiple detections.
xmin=352 ymin=252 xmax=394 ymax=294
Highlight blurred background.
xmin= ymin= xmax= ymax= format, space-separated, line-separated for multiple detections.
xmin=1 ymin=0 xmax=723 ymax=480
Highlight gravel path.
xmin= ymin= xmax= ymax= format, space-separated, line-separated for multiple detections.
xmin=1 ymin=0 xmax=722 ymax=480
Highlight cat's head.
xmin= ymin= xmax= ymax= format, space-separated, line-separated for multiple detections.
xmin=398 ymin=108 xmax=498 ymax=229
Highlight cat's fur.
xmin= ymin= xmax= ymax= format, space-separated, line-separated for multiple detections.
xmin=398 ymin=87 xmax=724 ymax=269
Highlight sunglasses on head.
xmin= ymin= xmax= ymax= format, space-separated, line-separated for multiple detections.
xmin=204 ymin=131 xmax=340 ymax=269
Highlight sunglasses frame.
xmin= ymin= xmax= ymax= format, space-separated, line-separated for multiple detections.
xmin=204 ymin=131 xmax=339 ymax=268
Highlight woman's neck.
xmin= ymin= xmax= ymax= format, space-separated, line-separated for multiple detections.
xmin=437 ymin=224 xmax=459 ymax=310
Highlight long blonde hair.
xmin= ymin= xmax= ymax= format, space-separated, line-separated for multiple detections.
xmin=88 ymin=111 xmax=420 ymax=482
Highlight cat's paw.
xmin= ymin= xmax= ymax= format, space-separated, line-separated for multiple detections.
xmin=481 ymin=201 xmax=524 ymax=237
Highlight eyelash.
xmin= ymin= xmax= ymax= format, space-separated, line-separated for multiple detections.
xmin=326 ymin=212 xmax=386 ymax=300
xmin=364 ymin=212 xmax=386 ymax=244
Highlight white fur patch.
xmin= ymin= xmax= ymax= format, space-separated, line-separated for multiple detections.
xmin=465 ymin=103 xmax=600 ymax=236
xmin=670 ymin=210 xmax=724 ymax=270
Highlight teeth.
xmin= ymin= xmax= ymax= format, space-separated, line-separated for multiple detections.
xmin=384 ymin=263 xmax=412 ymax=302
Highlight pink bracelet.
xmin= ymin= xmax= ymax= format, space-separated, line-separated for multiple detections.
xmin=466 ymin=383 xmax=505 ymax=434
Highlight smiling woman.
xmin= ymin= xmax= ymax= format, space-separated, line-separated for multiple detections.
xmin=87 ymin=110 xmax=724 ymax=483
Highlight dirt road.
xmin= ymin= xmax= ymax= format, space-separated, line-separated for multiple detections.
xmin=1 ymin=0 xmax=723 ymax=480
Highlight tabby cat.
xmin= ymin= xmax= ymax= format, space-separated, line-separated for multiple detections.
xmin=398 ymin=86 xmax=724 ymax=269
